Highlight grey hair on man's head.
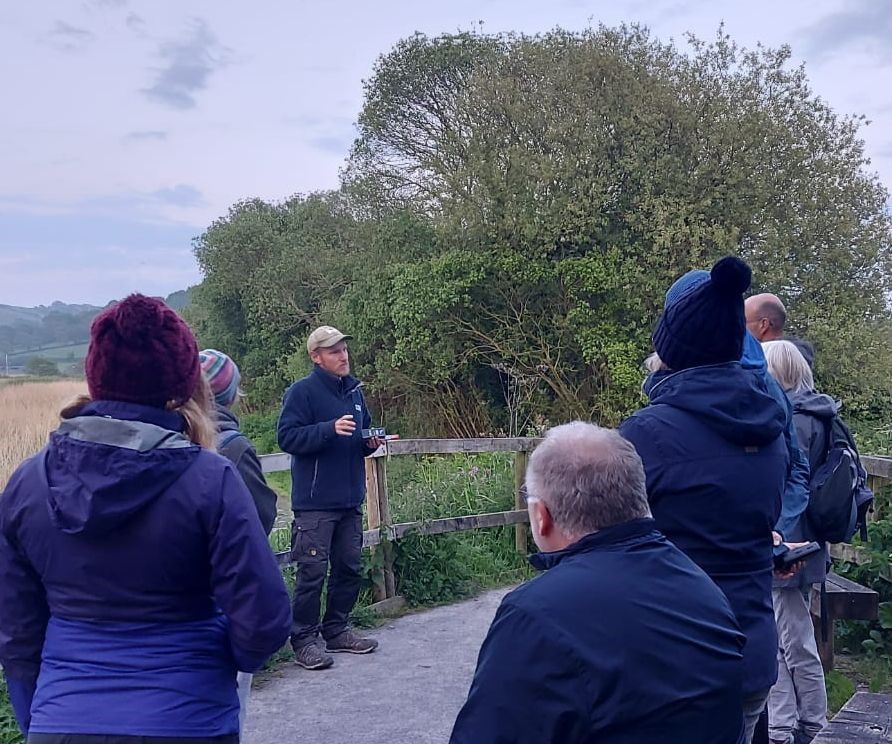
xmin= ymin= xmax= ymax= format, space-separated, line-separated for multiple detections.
xmin=525 ymin=422 xmax=651 ymax=536
xmin=762 ymin=340 xmax=814 ymax=394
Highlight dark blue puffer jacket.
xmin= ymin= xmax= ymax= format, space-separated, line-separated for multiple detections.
xmin=277 ymin=365 xmax=377 ymax=511
xmin=0 ymin=401 xmax=292 ymax=738
xmin=450 ymin=519 xmax=746 ymax=744
xmin=619 ymin=363 xmax=787 ymax=695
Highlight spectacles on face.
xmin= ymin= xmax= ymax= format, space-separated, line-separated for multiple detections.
xmin=520 ymin=485 xmax=539 ymax=504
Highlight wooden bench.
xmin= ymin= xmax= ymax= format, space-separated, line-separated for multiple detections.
xmin=810 ymin=572 xmax=879 ymax=672
xmin=814 ymin=692 xmax=892 ymax=742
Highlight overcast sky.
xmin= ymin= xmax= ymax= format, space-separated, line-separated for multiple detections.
xmin=2 ymin=0 xmax=890 ymax=306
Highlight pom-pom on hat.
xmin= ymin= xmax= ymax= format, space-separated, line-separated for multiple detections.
xmin=653 ymin=257 xmax=752 ymax=371
xmin=86 ymin=294 xmax=200 ymax=408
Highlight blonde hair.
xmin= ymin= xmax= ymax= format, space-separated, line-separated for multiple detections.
xmin=762 ymin=340 xmax=814 ymax=394
xmin=60 ymin=374 xmax=217 ymax=451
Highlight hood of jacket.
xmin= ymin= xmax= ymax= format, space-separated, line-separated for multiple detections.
xmin=44 ymin=400 xmax=200 ymax=536
xmin=214 ymin=403 xmax=240 ymax=433
xmin=643 ymin=362 xmax=786 ymax=446
xmin=739 ymin=331 xmax=767 ymax=375
xmin=791 ymin=389 xmax=839 ymax=419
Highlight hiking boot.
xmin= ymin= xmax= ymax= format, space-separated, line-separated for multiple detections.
xmin=325 ymin=629 xmax=379 ymax=654
xmin=293 ymin=640 xmax=333 ymax=670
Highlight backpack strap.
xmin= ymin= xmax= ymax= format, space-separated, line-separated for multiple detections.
xmin=217 ymin=429 xmax=246 ymax=451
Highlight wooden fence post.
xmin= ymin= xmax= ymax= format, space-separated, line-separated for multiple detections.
xmin=514 ymin=450 xmax=529 ymax=554
xmin=867 ymin=474 xmax=884 ymax=522
xmin=365 ymin=459 xmax=387 ymax=603
xmin=365 ymin=457 xmax=397 ymax=600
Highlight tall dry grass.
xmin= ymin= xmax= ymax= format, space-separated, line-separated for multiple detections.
xmin=0 ymin=379 xmax=86 ymax=489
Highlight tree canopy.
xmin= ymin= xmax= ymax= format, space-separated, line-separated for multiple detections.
xmin=189 ymin=25 xmax=892 ymax=433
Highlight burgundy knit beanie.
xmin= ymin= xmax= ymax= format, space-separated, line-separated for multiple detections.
xmin=86 ymin=294 xmax=200 ymax=408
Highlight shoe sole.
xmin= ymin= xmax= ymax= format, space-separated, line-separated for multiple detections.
xmin=325 ymin=645 xmax=378 ymax=654
xmin=295 ymin=657 xmax=334 ymax=670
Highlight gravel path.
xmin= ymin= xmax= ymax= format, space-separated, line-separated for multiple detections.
xmin=244 ymin=587 xmax=511 ymax=744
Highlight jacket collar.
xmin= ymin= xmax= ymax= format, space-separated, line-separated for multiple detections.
xmin=79 ymin=400 xmax=186 ymax=432
xmin=528 ymin=518 xmax=658 ymax=571
xmin=214 ymin=403 xmax=240 ymax=431
xmin=312 ymin=364 xmax=361 ymax=396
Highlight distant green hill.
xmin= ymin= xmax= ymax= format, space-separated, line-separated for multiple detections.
xmin=0 ymin=301 xmax=103 ymax=327
xmin=0 ymin=290 xmax=194 ymax=365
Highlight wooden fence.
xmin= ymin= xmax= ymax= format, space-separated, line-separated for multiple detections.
xmin=260 ymin=441 xmax=892 ymax=608
xmin=261 ymin=438 xmax=537 ymax=607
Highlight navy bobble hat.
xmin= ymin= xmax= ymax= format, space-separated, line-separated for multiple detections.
xmin=664 ymin=269 xmax=709 ymax=309
xmin=653 ymin=256 xmax=752 ymax=371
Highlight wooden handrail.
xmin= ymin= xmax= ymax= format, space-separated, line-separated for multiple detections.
xmin=264 ymin=440 xmax=892 ymax=595
xmin=262 ymin=441 xmax=891 ymax=477
xmin=863 ymin=455 xmax=892 ymax=480
xmin=260 ymin=438 xmax=542 ymax=474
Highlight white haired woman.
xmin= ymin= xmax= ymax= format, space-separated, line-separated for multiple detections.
xmin=762 ymin=339 xmax=830 ymax=744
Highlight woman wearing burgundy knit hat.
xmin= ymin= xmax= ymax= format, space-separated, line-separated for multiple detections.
xmin=0 ymin=294 xmax=291 ymax=744
xmin=620 ymin=257 xmax=789 ymax=744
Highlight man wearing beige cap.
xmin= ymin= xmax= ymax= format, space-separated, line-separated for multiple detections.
xmin=277 ymin=326 xmax=383 ymax=669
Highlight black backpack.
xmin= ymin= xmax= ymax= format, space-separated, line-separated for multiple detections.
xmin=805 ymin=414 xmax=873 ymax=544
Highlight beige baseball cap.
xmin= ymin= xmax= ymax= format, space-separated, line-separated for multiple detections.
xmin=307 ymin=325 xmax=353 ymax=354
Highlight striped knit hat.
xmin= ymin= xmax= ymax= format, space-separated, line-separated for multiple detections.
xmin=199 ymin=349 xmax=241 ymax=407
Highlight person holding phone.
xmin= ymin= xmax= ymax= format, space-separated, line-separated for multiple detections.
xmin=763 ymin=340 xmax=837 ymax=744
xmin=277 ymin=326 xmax=384 ymax=670
xmin=619 ymin=257 xmax=788 ymax=743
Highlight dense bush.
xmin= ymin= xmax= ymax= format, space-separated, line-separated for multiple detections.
xmin=189 ymin=26 xmax=892 ymax=435
xmin=0 ymin=675 xmax=21 ymax=744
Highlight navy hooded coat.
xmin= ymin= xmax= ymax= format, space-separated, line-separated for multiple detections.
xmin=0 ymin=401 xmax=292 ymax=738
xmin=619 ymin=363 xmax=787 ymax=695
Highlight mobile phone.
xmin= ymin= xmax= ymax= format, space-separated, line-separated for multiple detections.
xmin=773 ymin=542 xmax=822 ymax=571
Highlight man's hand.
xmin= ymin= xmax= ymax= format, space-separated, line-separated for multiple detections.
xmin=335 ymin=415 xmax=357 ymax=437
xmin=774 ymin=538 xmax=811 ymax=580
xmin=366 ymin=434 xmax=399 ymax=450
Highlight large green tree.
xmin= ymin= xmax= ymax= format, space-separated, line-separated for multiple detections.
xmin=346 ymin=26 xmax=891 ymax=423
xmin=192 ymin=25 xmax=892 ymax=432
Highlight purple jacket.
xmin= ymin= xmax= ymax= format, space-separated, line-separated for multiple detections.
xmin=0 ymin=401 xmax=292 ymax=738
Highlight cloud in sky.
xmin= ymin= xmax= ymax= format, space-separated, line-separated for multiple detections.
xmin=0 ymin=209 xmax=201 ymax=306
xmin=142 ymin=19 xmax=230 ymax=110
xmin=152 ymin=184 xmax=205 ymax=208
xmin=287 ymin=115 xmax=358 ymax=158
xmin=126 ymin=12 xmax=147 ymax=35
xmin=123 ymin=130 xmax=168 ymax=143
xmin=48 ymin=21 xmax=94 ymax=53
xmin=78 ymin=184 xmax=207 ymax=215
xmin=799 ymin=0 xmax=892 ymax=64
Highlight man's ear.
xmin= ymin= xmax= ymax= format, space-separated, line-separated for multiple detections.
xmin=531 ymin=499 xmax=554 ymax=538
